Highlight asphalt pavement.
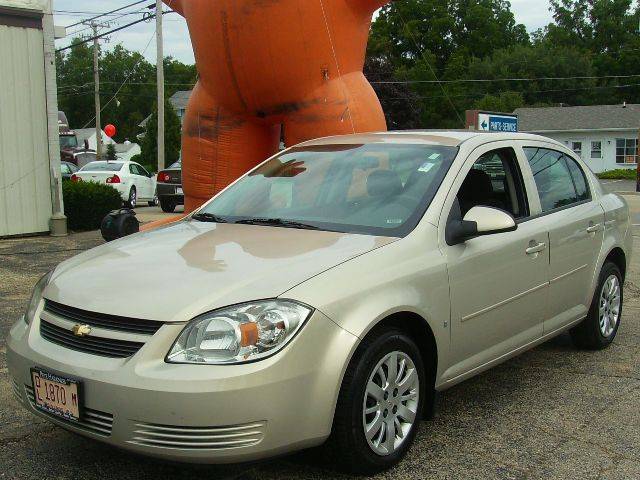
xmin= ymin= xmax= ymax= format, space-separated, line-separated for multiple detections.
xmin=1 ymin=197 xmax=640 ymax=479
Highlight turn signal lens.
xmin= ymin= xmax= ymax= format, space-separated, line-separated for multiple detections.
xmin=106 ymin=175 xmax=121 ymax=184
xmin=71 ymin=174 xmax=81 ymax=182
xmin=157 ymin=172 xmax=171 ymax=183
xmin=166 ymin=300 xmax=313 ymax=364
xmin=24 ymin=270 xmax=54 ymax=325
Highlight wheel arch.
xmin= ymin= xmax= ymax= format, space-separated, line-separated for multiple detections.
xmin=347 ymin=311 xmax=440 ymax=420
xmin=604 ymin=247 xmax=627 ymax=281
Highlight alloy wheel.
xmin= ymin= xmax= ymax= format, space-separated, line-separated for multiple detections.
xmin=362 ymin=351 xmax=420 ymax=456
xmin=599 ymin=274 xmax=621 ymax=338
xmin=129 ymin=188 xmax=137 ymax=208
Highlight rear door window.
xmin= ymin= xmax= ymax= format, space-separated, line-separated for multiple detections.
xmin=524 ymin=148 xmax=591 ymax=213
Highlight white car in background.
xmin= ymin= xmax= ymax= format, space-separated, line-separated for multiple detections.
xmin=72 ymin=161 xmax=157 ymax=208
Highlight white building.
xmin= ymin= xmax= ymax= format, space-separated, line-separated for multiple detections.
xmin=0 ymin=0 xmax=66 ymax=237
xmin=74 ymin=128 xmax=116 ymax=151
xmin=515 ymin=104 xmax=640 ymax=174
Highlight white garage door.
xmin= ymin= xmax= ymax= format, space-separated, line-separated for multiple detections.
xmin=0 ymin=11 xmax=52 ymax=237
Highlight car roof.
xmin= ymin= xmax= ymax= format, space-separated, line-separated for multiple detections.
xmin=296 ymin=130 xmax=563 ymax=149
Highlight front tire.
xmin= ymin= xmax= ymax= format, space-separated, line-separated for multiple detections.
xmin=570 ymin=261 xmax=623 ymax=350
xmin=328 ymin=329 xmax=425 ymax=475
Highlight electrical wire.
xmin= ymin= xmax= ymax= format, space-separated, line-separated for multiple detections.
xmin=64 ymin=0 xmax=150 ymax=28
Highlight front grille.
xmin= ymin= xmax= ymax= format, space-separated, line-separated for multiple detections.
xmin=128 ymin=421 xmax=266 ymax=450
xmin=25 ymin=385 xmax=114 ymax=437
xmin=40 ymin=320 xmax=144 ymax=358
xmin=44 ymin=300 xmax=163 ymax=335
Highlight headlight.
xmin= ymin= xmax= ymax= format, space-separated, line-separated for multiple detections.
xmin=24 ymin=270 xmax=54 ymax=324
xmin=166 ymin=300 xmax=313 ymax=364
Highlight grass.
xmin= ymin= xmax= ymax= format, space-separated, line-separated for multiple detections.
xmin=597 ymin=169 xmax=637 ymax=180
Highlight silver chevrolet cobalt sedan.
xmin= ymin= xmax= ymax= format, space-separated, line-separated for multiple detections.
xmin=8 ymin=131 xmax=631 ymax=474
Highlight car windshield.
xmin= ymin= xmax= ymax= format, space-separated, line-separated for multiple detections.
xmin=197 ymin=143 xmax=457 ymax=236
xmin=59 ymin=136 xmax=78 ymax=149
xmin=80 ymin=162 xmax=124 ymax=172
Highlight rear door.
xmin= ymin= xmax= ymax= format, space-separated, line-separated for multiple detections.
xmin=521 ymin=145 xmax=605 ymax=333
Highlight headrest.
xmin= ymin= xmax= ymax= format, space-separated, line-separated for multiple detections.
xmin=459 ymin=169 xmax=493 ymax=200
xmin=367 ymin=170 xmax=403 ymax=198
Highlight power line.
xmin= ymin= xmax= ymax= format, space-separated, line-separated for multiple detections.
xmin=56 ymin=12 xmax=174 ymax=53
xmin=64 ymin=0 xmax=150 ymax=28
xmin=370 ymin=74 xmax=640 ymax=85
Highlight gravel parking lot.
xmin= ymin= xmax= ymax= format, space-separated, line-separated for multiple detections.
xmin=1 ymin=197 xmax=640 ymax=480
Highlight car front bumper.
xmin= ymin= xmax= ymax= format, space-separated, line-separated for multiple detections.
xmin=7 ymin=307 xmax=358 ymax=463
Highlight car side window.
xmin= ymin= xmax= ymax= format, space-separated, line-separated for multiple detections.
xmin=129 ymin=165 xmax=137 ymax=175
xmin=524 ymin=148 xmax=590 ymax=213
xmin=455 ymin=147 xmax=529 ymax=219
xmin=137 ymin=164 xmax=150 ymax=177
xmin=60 ymin=164 xmax=70 ymax=174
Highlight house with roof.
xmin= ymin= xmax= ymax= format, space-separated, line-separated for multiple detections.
xmin=515 ymin=104 xmax=640 ymax=173
xmin=74 ymin=128 xmax=116 ymax=151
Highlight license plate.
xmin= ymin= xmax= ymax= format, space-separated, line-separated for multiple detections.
xmin=176 ymin=187 xmax=183 ymax=195
xmin=31 ymin=369 xmax=81 ymax=422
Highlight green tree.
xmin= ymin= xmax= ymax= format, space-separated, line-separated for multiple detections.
xmin=139 ymin=98 xmax=181 ymax=173
xmin=105 ymin=143 xmax=117 ymax=160
xmin=56 ymin=42 xmax=197 ymax=143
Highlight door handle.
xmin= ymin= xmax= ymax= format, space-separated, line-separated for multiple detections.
xmin=526 ymin=241 xmax=547 ymax=255
xmin=586 ymin=222 xmax=603 ymax=234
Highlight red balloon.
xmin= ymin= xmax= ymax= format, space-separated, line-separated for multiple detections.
xmin=104 ymin=124 xmax=116 ymax=138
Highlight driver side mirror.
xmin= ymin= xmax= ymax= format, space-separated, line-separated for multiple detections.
xmin=447 ymin=206 xmax=517 ymax=246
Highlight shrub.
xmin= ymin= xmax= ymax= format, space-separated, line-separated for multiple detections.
xmin=63 ymin=181 xmax=123 ymax=231
xmin=597 ymin=169 xmax=637 ymax=180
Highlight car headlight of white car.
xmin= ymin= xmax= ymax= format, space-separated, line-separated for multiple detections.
xmin=24 ymin=270 xmax=54 ymax=324
xmin=166 ymin=300 xmax=314 ymax=364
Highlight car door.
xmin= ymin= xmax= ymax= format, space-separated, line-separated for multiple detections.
xmin=135 ymin=163 xmax=154 ymax=200
xmin=129 ymin=164 xmax=150 ymax=199
xmin=522 ymin=145 xmax=605 ymax=333
xmin=440 ymin=142 xmax=549 ymax=381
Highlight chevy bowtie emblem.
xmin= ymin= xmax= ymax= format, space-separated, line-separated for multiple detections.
xmin=72 ymin=324 xmax=92 ymax=337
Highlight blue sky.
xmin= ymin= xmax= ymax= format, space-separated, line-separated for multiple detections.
xmin=53 ymin=1 xmax=554 ymax=64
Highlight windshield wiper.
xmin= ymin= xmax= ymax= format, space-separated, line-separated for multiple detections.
xmin=234 ymin=217 xmax=320 ymax=230
xmin=191 ymin=212 xmax=230 ymax=223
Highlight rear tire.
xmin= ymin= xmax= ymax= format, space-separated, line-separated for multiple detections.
xmin=160 ymin=198 xmax=176 ymax=213
xmin=327 ymin=328 xmax=425 ymax=475
xmin=126 ymin=187 xmax=137 ymax=209
xmin=570 ymin=261 xmax=623 ymax=350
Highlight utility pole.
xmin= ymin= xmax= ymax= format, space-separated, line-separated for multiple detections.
xmin=156 ymin=0 xmax=165 ymax=172
xmin=92 ymin=22 xmax=102 ymax=160
xmin=84 ymin=20 xmax=109 ymax=160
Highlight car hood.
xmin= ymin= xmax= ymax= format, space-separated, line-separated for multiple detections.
xmin=46 ymin=221 xmax=397 ymax=322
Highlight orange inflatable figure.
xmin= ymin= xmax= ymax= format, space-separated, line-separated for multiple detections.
xmin=167 ymin=0 xmax=390 ymax=212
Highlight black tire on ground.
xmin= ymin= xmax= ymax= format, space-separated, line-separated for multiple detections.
xmin=160 ymin=198 xmax=176 ymax=213
xmin=327 ymin=328 xmax=426 ymax=475
xmin=126 ymin=186 xmax=137 ymax=209
xmin=570 ymin=261 xmax=623 ymax=350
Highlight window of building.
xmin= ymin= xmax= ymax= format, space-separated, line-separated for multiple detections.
xmin=572 ymin=141 xmax=583 ymax=158
xmin=591 ymin=141 xmax=602 ymax=159
xmin=616 ymin=138 xmax=638 ymax=164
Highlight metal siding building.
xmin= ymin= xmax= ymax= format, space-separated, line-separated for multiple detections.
xmin=0 ymin=0 xmax=63 ymax=237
